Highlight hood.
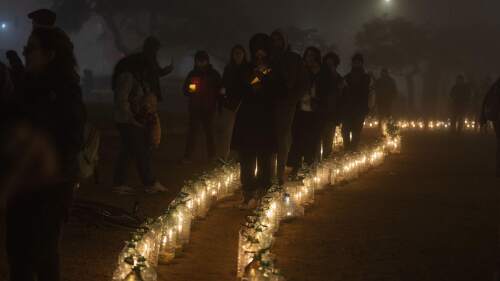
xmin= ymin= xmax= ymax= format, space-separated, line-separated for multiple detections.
xmin=249 ymin=33 xmax=271 ymax=60
xmin=271 ymin=29 xmax=289 ymax=53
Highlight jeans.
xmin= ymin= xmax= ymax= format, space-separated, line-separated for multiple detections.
xmin=6 ymin=183 xmax=74 ymax=281
xmin=239 ymin=149 xmax=273 ymax=202
xmin=113 ymin=123 xmax=155 ymax=187
xmin=184 ymin=110 xmax=216 ymax=160
xmin=342 ymin=115 xmax=366 ymax=151
xmin=274 ymin=103 xmax=297 ymax=184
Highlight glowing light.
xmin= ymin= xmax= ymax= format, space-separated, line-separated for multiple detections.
xmin=1 ymin=23 xmax=6 ymax=30
xmin=188 ymin=83 xmax=197 ymax=93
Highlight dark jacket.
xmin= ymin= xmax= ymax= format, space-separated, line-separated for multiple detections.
xmin=231 ymin=64 xmax=279 ymax=152
xmin=112 ymin=53 xmax=171 ymax=101
xmin=317 ymin=68 xmax=344 ymax=123
xmin=341 ymin=69 xmax=371 ymax=119
xmin=183 ymin=65 xmax=222 ymax=113
xmin=222 ymin=63 xmax=252 ymax=111
xmin=22 ymin=73 xmax=86 ymax=180
xmin=270 ymin=31 xmax=309 ymax=105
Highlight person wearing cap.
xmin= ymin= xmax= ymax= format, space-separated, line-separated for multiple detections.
xmin=5 ymin=9 xmax=57 ymax=95
xmin=340 ymin=53 xmax=371 ymax=151
xmin=181 ymin=50 xmax=222 ymax=164
xmin=28 ymin=8 xmax=57 ymax=29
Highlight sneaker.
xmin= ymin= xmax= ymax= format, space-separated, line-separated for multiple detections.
xmin=112 ymin=185 xmax=135 ymax=195
xmin=145 ymin=182 xmax=168 ymax=194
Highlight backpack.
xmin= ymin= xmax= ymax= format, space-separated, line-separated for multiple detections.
xmin=78 ymin=123 xmax=100 ymax=181
xmin=483 ymin=81 xmax=500 ymax=122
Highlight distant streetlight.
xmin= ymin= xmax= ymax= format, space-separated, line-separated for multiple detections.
xmin=1 ymin=23 xmax=7 ymax=30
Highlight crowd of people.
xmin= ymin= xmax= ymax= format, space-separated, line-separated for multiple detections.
xmin=1 ymin=7 xmax=500 ymax=281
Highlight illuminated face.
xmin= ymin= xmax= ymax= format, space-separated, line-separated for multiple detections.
xmin=255 ymin=49 xmax=267 ymax=66
xmin=233 ymin=49 xmax=245 ymax=65
xmin=271 ymin=34 xmax=285 ymax=51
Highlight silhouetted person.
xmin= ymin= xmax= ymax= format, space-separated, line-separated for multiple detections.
xmin=288 ymin=47 xmax=322 ymax=177
xmin=480 ymin=77 xmax=500 ymax=177
xmin=231 ymin=33 xmax=278 ymax=208
xmin=6 ymin=9 xmax=57 ymax=95
xmin=5 ymin=27 xmax=86 ymax=281
xmin=141 ymin=36 xmax=173 ymax=102
xmin=317 ymin=52 xmax=344 ymax=157
xmin=112 ymin=36 xmax=173 ymax=102
xmin=340 ymin=53 xmax=371 ymax=151
xmin=270 ymin=29 xmax=309 ymax=185
xmin=221 ymin=45 xmax=249 ymax=159
xmin=0 ymin=61 xmax=14 ymax=103
xmin=112 ymin=46 xmax=167 ymax=195
xmin=374 ymin=68 xmax=398 ymax=121
xmin=82 ymin=69 xmax=94 ymax=97
xmin=181 ymin=51 xmax=222 ymax=163
xmin=450 ymin=75 xmax=472 ymax=134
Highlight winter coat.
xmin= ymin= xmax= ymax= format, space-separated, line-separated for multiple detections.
xmin=222 ymin=63 xmax=252 ymax=112
xmin=341 ymin=69 xmax=371 ymax=120
xmin=113 ymin=72 xmax=146 ymax=124
xmin=183 ymin=66 xmax=222 ymax=113
xmin=21 ymin=73 xmax=86 ymax=181
xmin=112 ymin=53 xmax=171 ymax=102
xmin=231 ymin=64 xmax=279 ymax=152
xmin=297 ymin=70 xmax=320 ymax=113
xmin=270 ymin=30 xmax=309 ymax=106
xmin=317 ymin=69 xmax=344 ymax=123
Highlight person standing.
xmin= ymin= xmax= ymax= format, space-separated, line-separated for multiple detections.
xmin=288 ymin=47 xmax=322 ymax=177
xmin=317 ymin=52 xmax=344 ymax=157
xmin=5 ymin=27 xmax=86 ymax=281
xmin=450 ymin=75 xmax=472 ymax=134
xmin=112 ymin=36 xmax=173 ymax=103
xmin=270 ymin=29 xmax=309 ymax=185
xmin=374 ymin=68 xmax=398 ymax=122
xmin=221 ymin=45 xmax=249 ymax=159
xmin=231 ymin=33 xmax=280 ymax=208
xmin=112 ymin=50 xmax=167 ymax=194
xmin=181 ymin=51 xmax=222 ymax=163
xmin=340 ymin=53 xmax=371 ymax=151
xmin=480 ymin=77 xmax=500 ymax=177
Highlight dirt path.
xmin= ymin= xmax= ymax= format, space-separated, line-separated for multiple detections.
xmin=272 ymin=132 xmax=500 ymax=281
xmin=156 ymin=196 xmax=248 ymax=281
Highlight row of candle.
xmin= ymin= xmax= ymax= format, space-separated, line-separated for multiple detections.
xmin=364 ymin=118 xmax=483 ymax=131
xmin=237 ymin=133 xmax=401 ymax=281
xmin=111 ymin=164 xmax=240 ymax=281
